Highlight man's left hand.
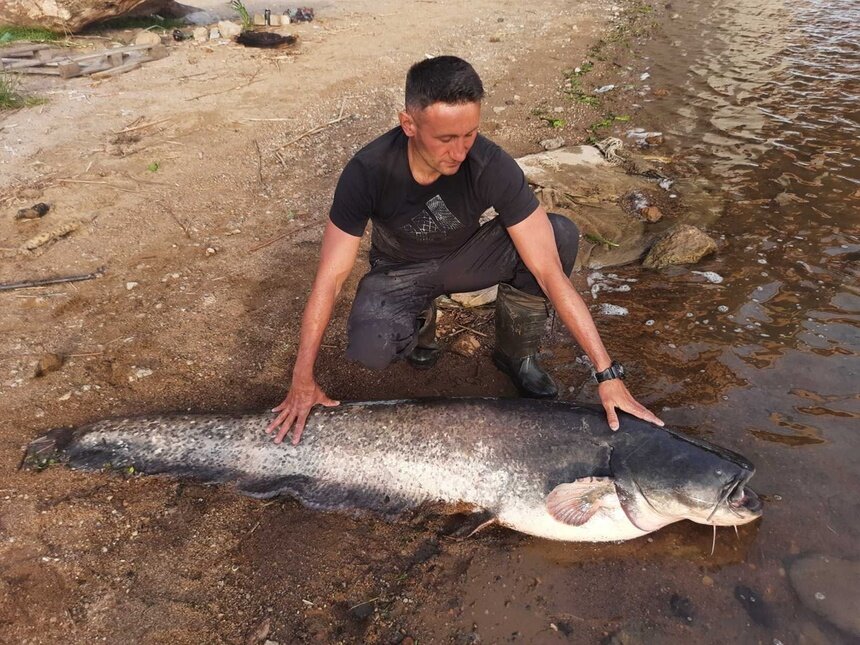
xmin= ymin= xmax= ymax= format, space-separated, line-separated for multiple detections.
xmin=598 ymin=379 xmax=664 ymax=431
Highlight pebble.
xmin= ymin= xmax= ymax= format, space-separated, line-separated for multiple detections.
xmin=540 ymin=137 xmax=565 ymax=151
xmin=126 ymin=282 xmax=139 ymax=290
xmin=594 ymin=84 xmax=616 ymax=94
xmin=702 ymin=575 xmax=714 ymax=586
xmin=642 ymin=206 xmax=663 ymax=222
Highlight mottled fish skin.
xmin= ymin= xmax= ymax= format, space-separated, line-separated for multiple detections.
xmin=27 ymin=398 xmax=760 ymax=542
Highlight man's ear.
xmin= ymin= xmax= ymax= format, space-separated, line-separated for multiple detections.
xmin=399 ymin=109 xmax=417 ymax=137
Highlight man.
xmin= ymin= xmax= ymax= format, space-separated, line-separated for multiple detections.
xmin=267 ymin=56 xmax=663 ymax=445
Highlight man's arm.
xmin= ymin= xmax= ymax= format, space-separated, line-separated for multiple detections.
xmin=266 ymin=220 xmax=362 ymax=444
xmin=506 ymin=205 xmax=664 ymax=430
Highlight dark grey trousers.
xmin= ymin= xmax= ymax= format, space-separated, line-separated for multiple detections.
xmin=345 ymin=213 xmax=579 ymax=369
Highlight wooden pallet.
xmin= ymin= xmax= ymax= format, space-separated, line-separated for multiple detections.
xmin=1 ymin=43 xmax=168 ymax=79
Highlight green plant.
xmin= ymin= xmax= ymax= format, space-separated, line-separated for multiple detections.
xmin=147 ymin=161 xmax=160 ymax=172
xmin=0 ymin=73 xmax=46 ymax=110
xmin=541 ymin=117 xmax=565 ymax=129
xmin=0 ymin=26 xmax=62 ymax=43
xmin=230 ymin=0 xmax=253 ymax=30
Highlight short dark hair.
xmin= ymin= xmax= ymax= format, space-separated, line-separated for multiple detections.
xmin=405 ymin=56 xmax=485 ymax=111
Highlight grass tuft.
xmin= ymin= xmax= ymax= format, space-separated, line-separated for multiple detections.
xmin=0 ymin=73 xmax=46 ymax=110
xmin=0 ymin=25 xmax=62 ymax=43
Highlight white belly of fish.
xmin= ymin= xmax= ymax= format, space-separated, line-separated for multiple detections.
xmin=498 ymin=497 xmax=650 ymax=543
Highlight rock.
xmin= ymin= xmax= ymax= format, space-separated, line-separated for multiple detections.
xmin=126 ymin=281 xmax=139 ymax=290
xmin=540 ymin=137 xmax=565 ymax=151
xmin=789 ymin=554 xmax=860 ymax=636
xmin=348 ymin=601 xmax=374 ymax=621
xmin=253 ymin=13 xmax=266 ymax=26
xmin=133 ymin=30 xmax=162 ymax=46
xmin=209 ymin=27 xmax=221 ymax=40
xmin=269 ymin=14 xmax=281 ymax=26
xmin=643 ymin=224 xmax=717 ymax=269
xmin=130 ymin=367 xmax=153 ymax=380
xmin=451 ymin=334 xmax=481 ymax=358
xmin=516 ymin=147 xmax=723 ymax=270
xmin=218 ymin=20 xmax=242 ymax=38
xmin=734 ymin=585 xmax=775 ymax=628
xmin=450 ymin=285 xmax=497 ymax=307
xmin=34 ymin=353 xmax=64 ymax=378
xmin=642 ymin=206 xmax=663 ymax=222
xmin=193 ymin=27 xmax=208 ymax=42
xmin=669 ymin=594 xmax=694 ymax=623
xmin=185 ymin=10 xmax=218 ymax=25
xmin=0 ymin=0 xmax=182 ymax=32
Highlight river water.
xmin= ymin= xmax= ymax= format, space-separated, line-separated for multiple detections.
xmin=587 ymin=0 xmax=858 ymax=640
xmin=471 ymin=1 xmax=859 ymax=642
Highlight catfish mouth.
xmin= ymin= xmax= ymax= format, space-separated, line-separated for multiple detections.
xmin=727 ymin=480 xmax=762 ymax=516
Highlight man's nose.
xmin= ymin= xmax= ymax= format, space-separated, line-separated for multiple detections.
xmin=450 ymin=139 xmax=468 ymax=162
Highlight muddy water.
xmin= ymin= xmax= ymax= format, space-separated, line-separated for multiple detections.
xmin=461 ymin=1 xmax=859 ymax=642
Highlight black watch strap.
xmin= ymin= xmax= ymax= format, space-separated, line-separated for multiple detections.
xmin=594 ymin=361 xmax=626 ymax=383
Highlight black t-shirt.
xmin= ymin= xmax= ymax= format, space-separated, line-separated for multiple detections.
xmin=329 ymin=127 xmax=539 ymax=262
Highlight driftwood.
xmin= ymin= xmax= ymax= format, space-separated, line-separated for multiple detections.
xmin=0 ymin=267 xmax=105 ymax=292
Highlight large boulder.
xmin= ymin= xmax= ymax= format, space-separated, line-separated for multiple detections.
xmin=0 ymin=0 xmax=191 ymax=33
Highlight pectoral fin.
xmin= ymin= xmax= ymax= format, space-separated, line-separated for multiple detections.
xmin=546 ymin=477 xmax=617 ymax=526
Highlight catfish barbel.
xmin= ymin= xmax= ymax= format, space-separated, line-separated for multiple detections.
xmin=24 ymin=398 xmax=762 ymax=542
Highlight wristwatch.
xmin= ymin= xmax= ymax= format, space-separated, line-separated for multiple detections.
xmin=594 ymin=361 xmax=626 ymax=383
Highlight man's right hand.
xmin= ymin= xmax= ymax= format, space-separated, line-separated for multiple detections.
xmin=266 ymin=378 xmax=339 ymax=445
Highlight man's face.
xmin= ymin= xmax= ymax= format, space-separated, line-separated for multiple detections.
xmin=400 ymin=101 xmax=481 ymax=177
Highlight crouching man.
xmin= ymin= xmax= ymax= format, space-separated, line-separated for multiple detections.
xmin=267 ymin=56 xmax=663 ymax=444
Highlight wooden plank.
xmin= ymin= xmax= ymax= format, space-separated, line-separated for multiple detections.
xmin=2 ymin=58 xmax=50 ymax=70
xmin=90 ymin=60 xmax=142 ymax=79
xmin=79 ymin=61 xmax=115 ymax=76
xmin=57 ymin=61 xmax=83 ymax=79
xmin=13 ymin=66 xmax=62 ymax=76
xmin=0 ymin=43 xmax=52 ymax=57
xmin=37 ymin=48 xmax=66 ymax=62
xmin=66 ymin=43 xmax=165 ymax=64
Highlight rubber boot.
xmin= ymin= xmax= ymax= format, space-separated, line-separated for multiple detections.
xmin=492 ymin=283 xmax=558 ymax=398
xmin=407 ymin=300 xmax=441 ymax=369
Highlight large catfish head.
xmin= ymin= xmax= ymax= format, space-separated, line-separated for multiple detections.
xmin=609 ymin=425 xmax=763 ymax=532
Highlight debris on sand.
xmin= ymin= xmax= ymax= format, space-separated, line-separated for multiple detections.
xmin=19 ymin=220 xmax=81 ymax=254
xmin=236 ymin=32 xmax=298 ymax=49
xmin=15 ymin=202 xmax=50 ymax=220
xmin=451 ymin=334 xmax=481 ymax=357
